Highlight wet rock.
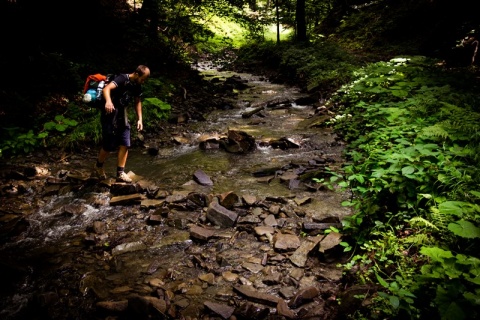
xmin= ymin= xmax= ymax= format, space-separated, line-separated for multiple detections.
xmin=146 ymin=259 xmax=162 ymax=275
xmin=96 ymin=300 xmax=128 ymax=312
xmin=242 ymin=194 xmax=257 ymax=206
xmin=288 ymin=286 xmax=320 ymax=308
xmin=233 ymin=285 xmax=281 ymax=306
xmin=140 ymin=199 xmax=164 ymax=209
xmin=206 ymin=200 xmax=238 ymax=228
xmin=204 ymin=300 xmax=235 ymax=319
xmin=262 ymin=271 xmax=282 ymax=285
xmin=235 ymin=302 xmax=270 ymax=320
xmin=198 ymin=272 xmax=215 ymax=284
xmin=186 ymin=192 xmax=207 ymax=207
xmin=289 ymin=235 xmax=323 ymax=267
xmin=218 ymin=191 xmax=239 ymax=209
xmin=151 ymin=230 xmax=191 ymax=249
xmin=303 ymin=222 xmax=342 ymax=232
xmin=93 ymin=221 xmax=106 ymax=234
xmin=263 ymin=214 xmax=278 ymax=227
xmin=221 ymin=129 xmax=256 ymax=153
xmin=110 ymin=182 xmax=141 ymax=195
xmin=189 ymin=225 xmax=216 ymax=241
xmin=241 ymin=262 xmax=263 ymax=274
xmin=265 ymin=196 xmax=288 ymax=204
xmin=269 ymin=137 xmax=300 ymax=150
xmin=109 ymin=193 xmax=144 ymax=206
xmin=193 ymin=169 xmax=213 ymax=186
xmin=279 ymin=286 xmax=297 ymax=299
xmin=112 ymin=240 xmax=147 ymax=256
xmin=273 ymin=233 xmax=301 ymax=252
xmin=319 ymin=231 xmax=342 ymax=253
xmin=221 ymin=271 xmax=239 ymax=282
xmin=254 ymin=226 xmax=274 ymax=237
xmin=294 ymin=196 xmax=312 ymax=206
xmin=277 ymin=299 xmax=296 ymax=319
xmin=63 ymin=203 xmax=87 ymax=216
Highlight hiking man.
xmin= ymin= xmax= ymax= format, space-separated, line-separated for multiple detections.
xmin=92 ymin=64 xmax=151 ymax=183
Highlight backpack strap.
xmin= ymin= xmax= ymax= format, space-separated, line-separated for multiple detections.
xmin=83 ymin=74 xmax=108 ymax=93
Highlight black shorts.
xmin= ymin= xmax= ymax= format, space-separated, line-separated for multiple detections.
xmin=101 ymin=112 xmax=131 ymax=152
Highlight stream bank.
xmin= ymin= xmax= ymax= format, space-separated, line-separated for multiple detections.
xmin=0 ymin=65 xmax=356 ymax=320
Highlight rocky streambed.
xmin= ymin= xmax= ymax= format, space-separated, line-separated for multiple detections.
xmin=0 ymin=68 xmax=356 ymax=320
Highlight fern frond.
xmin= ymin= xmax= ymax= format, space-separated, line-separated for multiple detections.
xmin=428 ymin=207 xmax=451 ymax=230
xmin=403 ymin=233 xmax=432 ymax=245
xmin=420 ymin=125 xmax=449 ymax=140
xmin=409 ymin=217 xmax=440 ymax=230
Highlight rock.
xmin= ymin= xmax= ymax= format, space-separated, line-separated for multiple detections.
xmin=109 ymin=193 xmax=144 ymax=206
xmin=218 ymin=191 xmax=239 ymax=209
xmin=263 ymin=214 xmax=278 ymax=227
xmin=319 ymin=231 xmax=342 ymax=253
xmin=96 ymin=300 xmax=128 ymax=312
xmin=273 ymin=233 xmax=301 ymax=252
xmin=242 ymin=194 xmax=257 ymax=206
xmin=63 ymin=203 xmax=86 ymax=215
xmin=198 ymin=273 xmax=215 ymax=284
xmin=241 ymin=262 xmax=264 ymax=274
xmin=204 ymin=300 xmax=235 ymax=319
xmin=206 ymin=200 xmax=238 ymax=228
xmin=289 ymin=235 xmax=323 ymax=267
xmin=193 ymin=169 xmax=213 ymax=186
xmin=254 ymin=226 xmax=275 ymax=236
xmin=288 ymin=286 xmax=320 ymax=308
xmin=189 ymin=225 xmax=216 ymax=241
xmin=112 ymin=241 xmax=147 ymax=256
xmin=92 ymin=221 xmax=106 ymax=234
xmin=277 ymin=299 xmax=296 ymax=319
xmin=233 ymin=285 xmax=281 ymax=306
xmin=221 ymin=271 xmax=239 ymax=282
xmin=140 ymin=199 xmax=164 ymax=209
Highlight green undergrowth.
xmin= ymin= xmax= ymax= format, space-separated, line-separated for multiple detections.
xmin=235 ymin=39 xmax=361 ymax=92
xmin=325 ymin=56 xmax=480 ymax=319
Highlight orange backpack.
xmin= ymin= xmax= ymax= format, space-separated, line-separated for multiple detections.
xmin=82 ymin=73 xmax=115 ymax=104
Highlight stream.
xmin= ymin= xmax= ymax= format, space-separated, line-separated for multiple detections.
xmin=0 ymin=64 xmax=352 ymax=319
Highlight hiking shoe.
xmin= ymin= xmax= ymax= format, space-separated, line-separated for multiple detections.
xmin=92 ymin=165 xmax=107 ymax=180
xmin=116 ymin=171 xmax=132 ymax=183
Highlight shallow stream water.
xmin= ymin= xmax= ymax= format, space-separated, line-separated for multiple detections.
xmin=0 ymin=65 xmax=351 ymax=319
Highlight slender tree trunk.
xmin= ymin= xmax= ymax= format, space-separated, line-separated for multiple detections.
xmin=276 ymin=0 xmax=280 ymax=44
xmin=296 ymin=0 xmax=307 ymax=42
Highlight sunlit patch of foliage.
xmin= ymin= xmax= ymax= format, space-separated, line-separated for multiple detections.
xmin=327 ymin=56 xmax=480 ymax=319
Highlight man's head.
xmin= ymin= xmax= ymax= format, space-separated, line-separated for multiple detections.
xmin=133 ymin=65 xmax=150 ymax=84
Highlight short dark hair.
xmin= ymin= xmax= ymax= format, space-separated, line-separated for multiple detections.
xmin=135 ymin=65 xmax=150 ymax=76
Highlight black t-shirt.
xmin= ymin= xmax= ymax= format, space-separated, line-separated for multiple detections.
xmin=110 ymin=74 xmax=143 ymax=107
xmin=101 ymin=74 xmax=143 ymax=128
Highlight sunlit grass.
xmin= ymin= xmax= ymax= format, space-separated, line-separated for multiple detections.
xmin=263 ymin=24 xmax=293 ymax=42
xmin=195 ymin=15 xmax=294 ymax=54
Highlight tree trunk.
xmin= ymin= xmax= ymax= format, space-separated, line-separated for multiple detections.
xmin=296 ymin=0 xmax=307 ymax=42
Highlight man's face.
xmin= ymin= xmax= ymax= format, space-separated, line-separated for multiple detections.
xmin=137 ymin=73 xmax=150 ymax=84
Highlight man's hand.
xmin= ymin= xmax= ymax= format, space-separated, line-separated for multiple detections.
xmin=105 ymin=102 xmax=115 ymax=114
xmin=137 ymin=120 xmax=143 ymax=131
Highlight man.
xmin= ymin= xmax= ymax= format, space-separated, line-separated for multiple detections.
xmin=92 ymin=65 xmax=150 ymax=183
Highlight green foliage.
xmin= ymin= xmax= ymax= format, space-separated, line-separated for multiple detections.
xmin=236 ymin=39 xmax=361 ymax=91
xmin=329 ymin=56 xmax=480 ymax=319
xmin=142 ymin=97 xmax=172 ymax=126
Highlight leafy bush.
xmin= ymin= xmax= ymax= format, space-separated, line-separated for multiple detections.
xmin=328 ymin=56 xmax=480 ymax=319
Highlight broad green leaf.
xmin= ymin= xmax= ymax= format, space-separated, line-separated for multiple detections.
xmin=391 ymin=89 xmax=408 ymax=97
xmin=420 ymin=246 xmax=454 ymax=262
xmin=448 ymin=220 xmax=480 ymax=239
xmin=402 ymin=166 xmax=415 ymax=175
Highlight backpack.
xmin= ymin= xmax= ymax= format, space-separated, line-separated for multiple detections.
xmin=82 ymin=73 xmax=115 ymax=105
